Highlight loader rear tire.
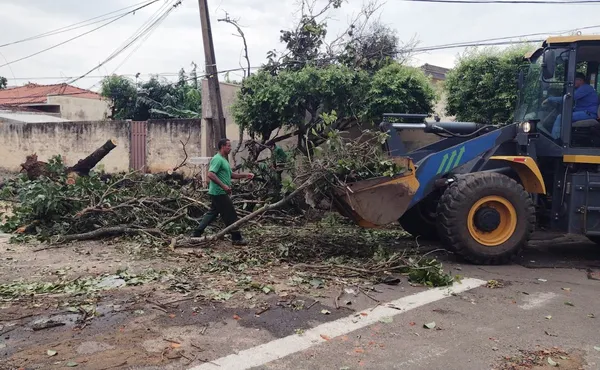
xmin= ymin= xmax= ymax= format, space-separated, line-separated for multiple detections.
xmin=436 ymin=172 xmax=535 ymax=265
xmin=399 ymin=191 xmax=440 ymax=241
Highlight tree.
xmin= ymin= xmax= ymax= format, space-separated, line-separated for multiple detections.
xmin=366 ymin=63 xmax=437 ymax=121
xmin=232 ymin=0 xmax=427 ymax=162
xmin=100 ymin=75 xmax=137 ymax=120
xmin=233 ymin=62 xmax=435 ymax=158
xmin=339 ymin=22 xmax=417 ymax=75
xmin=0 ymin=76 xmax=7 ymax=89
xmin=444 ymin=46 xmax=534 ymax=124
xmin=265 ymin=0 xmax=410 ymax=76
xmin=99 ymin=64 xmax=202 ymax=121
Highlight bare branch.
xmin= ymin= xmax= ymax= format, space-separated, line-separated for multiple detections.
xmin=218 ymin=11 xmax=252 ymax=165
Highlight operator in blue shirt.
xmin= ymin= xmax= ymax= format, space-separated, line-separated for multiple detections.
xmin=545 ymin=72 xmax=599 ymax=139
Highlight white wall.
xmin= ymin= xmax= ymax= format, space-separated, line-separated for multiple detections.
xmin=47 ymin=95 xmax=110 ymax=121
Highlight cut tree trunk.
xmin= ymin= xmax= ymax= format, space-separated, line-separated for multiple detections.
xmin=20 ymin=139 xmax=118 ymax=180
xmin=67 ymin=139 xmax=118 ymax=176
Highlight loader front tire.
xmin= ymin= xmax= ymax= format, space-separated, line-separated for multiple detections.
xmin=399 ymin=192 xmax=440 ymax=241
xmin=437 ymin=172 xmax=535 ymax=265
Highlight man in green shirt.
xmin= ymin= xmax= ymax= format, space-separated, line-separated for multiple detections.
xmin=191 ymin=139 xmax=254 ymax=245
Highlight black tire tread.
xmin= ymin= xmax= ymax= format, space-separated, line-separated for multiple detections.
xmin=436 ymin=172 xmax=535 ymax=265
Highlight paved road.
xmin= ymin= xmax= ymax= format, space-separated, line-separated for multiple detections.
xmin=183 ymin=234 xmax=600 ymax=370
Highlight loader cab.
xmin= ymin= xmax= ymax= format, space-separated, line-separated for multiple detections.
xmin=515 ymin=36 xmax=600 ymax=152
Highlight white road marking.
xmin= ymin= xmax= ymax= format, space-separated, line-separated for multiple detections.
xmin=518 ymin=292 xmax=558 ymax=310
xmin=189 ymin=277 xmax=486 ymax=370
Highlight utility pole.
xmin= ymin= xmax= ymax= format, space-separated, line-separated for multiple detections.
xmin=198 ymin=0 xmax=226 ymax=153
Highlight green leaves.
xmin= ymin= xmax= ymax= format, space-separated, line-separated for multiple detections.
xmin=444 ymin=46 xmax=535 ymax=125
xmin=233 ymin=62 xmax=435 ymax=155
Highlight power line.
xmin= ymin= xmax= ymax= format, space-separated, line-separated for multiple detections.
xmin=413 ymin=39 xmax=544 ymax=52
xmin=0 ymin=1 xmax=160 ymax=69
xmin=108 ymin=0 xmax=179 ymax=76
xmin=0 ymin=0 xmax=159 ymax=49
xmin=7 ymin=73 xmax=181 ymax=81
xmin=69 ymin=0 xmax=182 ymax=86
xmin=404 ymin=0 xmax=600 ymax=4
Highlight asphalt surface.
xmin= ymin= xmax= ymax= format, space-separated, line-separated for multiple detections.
xmin=186 ymin=233 xmax=600 ymax=370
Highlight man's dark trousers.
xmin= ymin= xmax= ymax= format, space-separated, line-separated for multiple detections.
xmin=194 ymin=194 xmax=242 ymax=240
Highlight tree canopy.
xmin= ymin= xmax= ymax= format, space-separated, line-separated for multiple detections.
xmin=100 ymin=64 xmax=201 ymax=121
xmin=444 ymin=46 xmax=534 ymax=124
xmin=233 ymin=0 xmax=433 ymax=159
xmin=0 ymin=76 xmax=7 ymax=90
xmin=233 ymin=62 xmax=435 ymax=156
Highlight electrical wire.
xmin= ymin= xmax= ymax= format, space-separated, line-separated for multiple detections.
xmin=68 ymin=0 xmax=182 ymax=86
xmin=0 ymin=0 xmax=160 ymax=49
xmin=7 ymin=20 xmax=600 ymax=101
xmin=0 ymin=1 xmax=159 ymax=69
xmin=108 ymin=0 xmax=179 ymax=77
xmin=403 ymin=0 xmax=600 ymax=4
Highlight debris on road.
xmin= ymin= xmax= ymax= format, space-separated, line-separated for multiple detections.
xmin=498 ymin=348 xmax=585 ymax=370
xmin=31 ymin=319 xmax=65 ymax=331
xmin=486 ymin=279 xmax=504 ymax=289
xmin=423 ymin=322 xmax=436 ymax=329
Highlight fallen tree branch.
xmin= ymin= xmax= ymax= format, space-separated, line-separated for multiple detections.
xmin=181 ymin=176 xmax=318 ymax=246
xmin=58 ymin=227 xmax=164 ymax=242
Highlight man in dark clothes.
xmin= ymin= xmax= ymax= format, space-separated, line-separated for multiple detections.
xmin=191 ymin=138 xmax=254 ymax=245
xmin=545 ymin=72 xmax=599 ymax=139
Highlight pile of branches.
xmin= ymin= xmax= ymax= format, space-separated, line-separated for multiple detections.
xmin=0 ymin=154 xmax=294 ymax=243
xmin=0 ymin=127 xmax=404 ymax=246
xmin=193 ymin=220 xmax=454 ymax=287
xmin=295 ymin=127 xmax=406 ymax=207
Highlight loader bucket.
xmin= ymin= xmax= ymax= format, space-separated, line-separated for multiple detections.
xmin=331 ymin=158 xmax=419 ymax=228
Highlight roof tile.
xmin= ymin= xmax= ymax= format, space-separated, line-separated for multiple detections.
xmin=0 ymin=83 xmax=102 ymax=106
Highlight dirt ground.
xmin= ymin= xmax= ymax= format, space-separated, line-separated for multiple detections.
xmin=0 ymin=232 xmax=397 ymax=370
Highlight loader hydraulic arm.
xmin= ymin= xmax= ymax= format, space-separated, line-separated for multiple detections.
xmin=380 ymin=114 xmax=496 ymax=157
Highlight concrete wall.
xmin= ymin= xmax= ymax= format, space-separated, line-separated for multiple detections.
xmin=0 ymin=120 xmax=131 ymax=173
xmin=0 ymin=119 xmax=202 ymax=175
xmin=146 ymin=119 xmax=202 ymax=173
xmin=47 ymin=95 xmax=111 ymax=121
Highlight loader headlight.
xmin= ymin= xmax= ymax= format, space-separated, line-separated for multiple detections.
xmin=521 ymin=121 xmax=532 ymax=133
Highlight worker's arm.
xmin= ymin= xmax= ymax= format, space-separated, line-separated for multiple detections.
xmin=207 ymin=171 xmax=231 ymax=193
xmin=232 ymin=172 xmax=254 ymax=180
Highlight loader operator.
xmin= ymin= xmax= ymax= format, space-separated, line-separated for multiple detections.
xmin=191 ymin=138 xmax=254 ymax=246
xmin=544 ymin=72 xmax=599 ymax=139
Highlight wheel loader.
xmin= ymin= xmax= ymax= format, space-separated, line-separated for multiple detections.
xmin=332 ymin=34 xmax=600 ymax=265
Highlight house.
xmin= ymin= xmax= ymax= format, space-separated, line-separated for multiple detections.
xmin=0 ymin=106 xmax=70 ymax=124
xmin=0 ymin=83 xmax=110 ymax=121
xmin=421 ymin=63 xmax=450 ymax=84
xmin=420 ymin=63 xmax=454 ymax=123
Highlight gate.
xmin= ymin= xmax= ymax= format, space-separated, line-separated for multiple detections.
xmin=130 ymin=121 xmax=147 ymax=171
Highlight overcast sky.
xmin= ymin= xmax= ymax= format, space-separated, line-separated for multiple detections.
xmin=0 ymin=0 xmax=599 ymax=90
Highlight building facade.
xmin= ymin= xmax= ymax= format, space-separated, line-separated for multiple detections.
xmin=0 ymin=83 xmax=110 ymax=121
